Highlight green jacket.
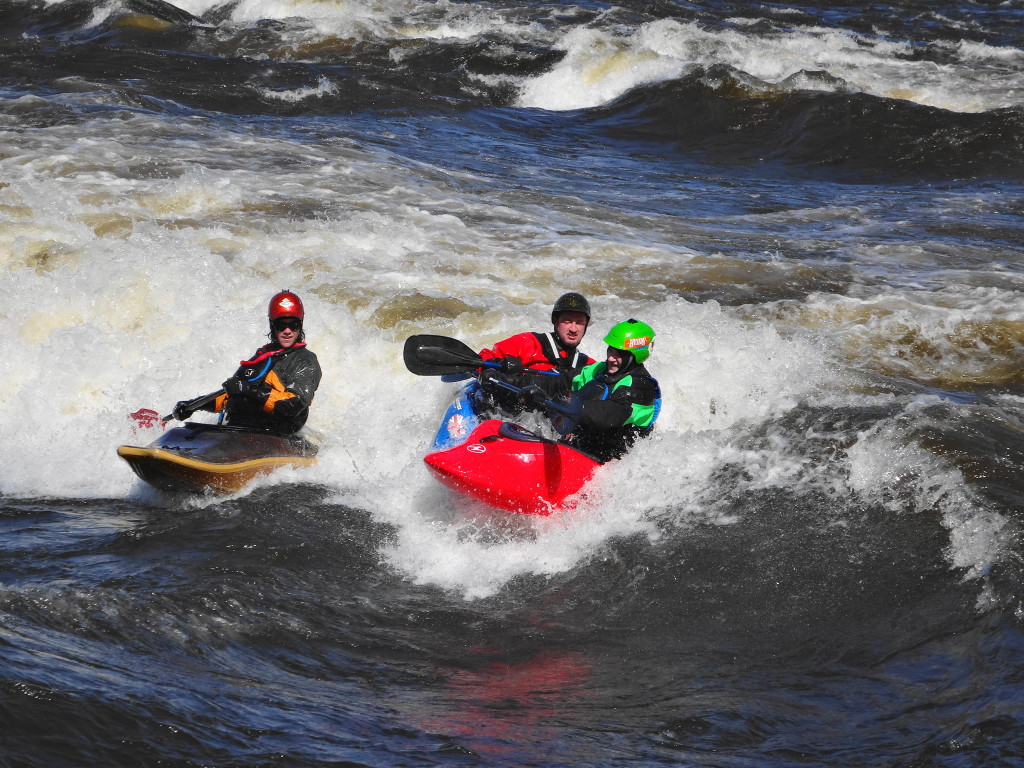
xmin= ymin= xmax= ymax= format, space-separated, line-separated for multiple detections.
xmin=568 ymin=361 xmax=661 ymax=461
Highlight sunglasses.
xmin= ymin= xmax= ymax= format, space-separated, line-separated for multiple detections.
xmin=272 ymin=318 xmax=302 ymax=332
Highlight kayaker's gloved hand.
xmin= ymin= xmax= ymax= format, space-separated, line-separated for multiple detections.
xmin=172 ymin=401 xmax=195 ymax=421
xmin=499 ymin=358 xmax=524 ymax=375
xmin=519 ymin=384 xmax=547 ymax=408
xmin=223 ymin=376 xmax=267 ymax=401
xmin=223 ymin=377 xmax=245 ymax=397
xmin=549 ymin=394 xmax=583 ymax=437
xmin=550 ymin=411 xmax=575 ymax=437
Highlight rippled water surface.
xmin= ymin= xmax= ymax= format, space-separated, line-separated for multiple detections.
xmin=1 ymin=0 xmax=1022 ymax=765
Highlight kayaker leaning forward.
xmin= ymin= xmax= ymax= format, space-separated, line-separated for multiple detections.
xmin=477 ymin=292 xmax=596 ymax=413
xmin=559 ymin=319 xmax=662 ymax=463
xmin=172 ymin=290 xmax=322 ymax=434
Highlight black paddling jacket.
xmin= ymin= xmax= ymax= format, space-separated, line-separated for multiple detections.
xmin=567 ymin=361 xmax=661 ymax=462
xmin=204 ymin=343 xmax=322 ymax=433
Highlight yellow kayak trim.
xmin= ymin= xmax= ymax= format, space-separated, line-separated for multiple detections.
xmin=117 ymin=445 xmax=317 ymax=495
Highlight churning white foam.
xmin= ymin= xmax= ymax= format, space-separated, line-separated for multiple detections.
xmin=516 ymin=18 xmax=1022 ymax=113
xmin=1 ymin=51 xmax=1013 ymax=600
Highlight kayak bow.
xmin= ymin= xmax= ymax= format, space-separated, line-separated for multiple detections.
xmin=424 ymin=420 xmax=600 ymax=516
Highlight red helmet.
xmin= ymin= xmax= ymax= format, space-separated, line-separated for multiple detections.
xmin=268 ymin=290 xmax=304 ymax=321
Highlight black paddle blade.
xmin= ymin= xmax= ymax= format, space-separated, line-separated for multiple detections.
xmin=403 ymin=334 xmax=483 ymax=376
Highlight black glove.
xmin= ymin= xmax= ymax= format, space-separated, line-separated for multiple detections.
xmin=172 ymin=400 xmax=195 ymax=421
xmin=223 ymin=376 xmax=265 ymax=400
xmin=519 ymin=384 xmax=547 ymax=408
xmin=499 ymin=358 xmax=524 ymax=375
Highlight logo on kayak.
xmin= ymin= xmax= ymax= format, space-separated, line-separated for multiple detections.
xmin=448 ymin=414 xmax=469 ymax=438
xmin=466 ymin=444 xmax=486 ymax=453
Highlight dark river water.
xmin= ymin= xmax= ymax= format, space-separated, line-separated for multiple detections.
xmin=1 ymin=0 xmax=1023 ymax=765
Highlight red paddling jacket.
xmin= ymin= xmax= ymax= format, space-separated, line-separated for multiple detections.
xmin=479 ymin=331 xmax=593 ymax=401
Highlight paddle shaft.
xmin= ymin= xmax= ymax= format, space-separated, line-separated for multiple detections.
xmin=413 ymin=342 xmax=576 ymax=417
xmin=484 ymin=377 xmax=579 ymax=420
xmin=162 ymin=389 xmax=225 ymax=422
xmin=404 ymin=334 xmax=582 ymax=434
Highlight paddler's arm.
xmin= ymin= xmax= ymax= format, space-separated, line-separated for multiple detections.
xmin=588 ymin=378 xmax=660 ymax=429
xmin=576 ymin=399 xmax=634 ymax=431
xmin=261 ymin=354 xmax=322 ymax=419
xmin=478 ymin=332 xmax=542 ymax=371
xmin=569 ymin=370 xmax=660 ymax=431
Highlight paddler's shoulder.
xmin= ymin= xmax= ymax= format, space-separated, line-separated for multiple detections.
xmin=291 ymin=343 xmax=318 ymax=360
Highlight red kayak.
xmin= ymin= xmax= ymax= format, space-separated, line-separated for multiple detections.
xmin=424 ymin=420 xmax=601 ymax=516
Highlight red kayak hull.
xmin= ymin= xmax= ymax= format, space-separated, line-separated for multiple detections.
xmin=424 ymin=420 xmax=600 ymax=516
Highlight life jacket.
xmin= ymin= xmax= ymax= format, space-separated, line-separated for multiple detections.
xmin=567 ymin=362 xmax=662 ymax=462
xmin=478 ymin=331 xmax=594 ymax=411
xmin=531 ymin=331 xmax=590 ymax=377
xmin=213 ymin=343 xmax=322 ymax=433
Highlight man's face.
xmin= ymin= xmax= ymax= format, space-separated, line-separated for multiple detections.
xmin=272 ymin=317 xmax=302 ymax=348
xmin=554 ymin=311 xmax=588 ymax=348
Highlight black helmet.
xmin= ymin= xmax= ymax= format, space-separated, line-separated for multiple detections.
xmin=551 ymin=292 xmax=591 ymax=325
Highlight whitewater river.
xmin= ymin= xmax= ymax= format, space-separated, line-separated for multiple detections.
xmin=1 ymin=0 xmax=1022 ymax=765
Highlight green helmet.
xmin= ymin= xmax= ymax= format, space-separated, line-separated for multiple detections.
xmin=604 ymin=319 xmax=655 ymax=363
